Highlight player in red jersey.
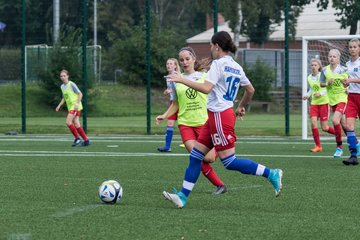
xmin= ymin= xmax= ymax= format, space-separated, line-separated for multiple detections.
xmin=162 ymin=32 xmax=283 ymax=208
xmin=156 ymin=47 xmax=227 ymax=195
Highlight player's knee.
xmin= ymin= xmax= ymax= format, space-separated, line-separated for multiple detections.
xmin=221 ymin=161 xmax=231 ymax=170
xmin=190 ymin=148 xmax=205 ymax=163
xmin=203 ymin=151 xmax=216 ymax=163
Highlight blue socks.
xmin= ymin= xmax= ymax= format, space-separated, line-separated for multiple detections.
xmin=164 ymin=126 xmax=174 ymax=149
xmin=347 ymin=130 xmax=357 ymax=157
xmin=221 ymin=154 xmax=270 ymax=178
xmin=180 ymin=151 xmax=271 ymax=198
xmin=181 ymin=148 xmax=205 ymax=197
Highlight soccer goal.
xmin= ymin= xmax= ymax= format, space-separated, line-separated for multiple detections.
xmin=25 ymin=44 xmax=102 ymax=83
xmin=302 ymin=35 xmax=360 ymax=140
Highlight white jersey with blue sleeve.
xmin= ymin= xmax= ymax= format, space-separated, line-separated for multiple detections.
xmin=206 ymin=55 xmax=251 ymax=112
xmin=167 ymin=81 xmax=176 ymax=101
xmin=346 ymin=57 xmax=360 ymax=94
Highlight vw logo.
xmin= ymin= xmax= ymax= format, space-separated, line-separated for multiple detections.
xmin=186 ymin=88 xmax=197 ymax=99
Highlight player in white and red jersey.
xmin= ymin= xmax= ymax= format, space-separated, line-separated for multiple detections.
xmin=343 ymin=38 xmax=360 ymax=165
xmin=162 ymin=31 xmax=283 ymax=209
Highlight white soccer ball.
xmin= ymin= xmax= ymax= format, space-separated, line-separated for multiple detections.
xmin=98 ymin=180 xmax=123 ymax=204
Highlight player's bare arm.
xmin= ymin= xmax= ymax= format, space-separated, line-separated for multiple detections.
xmin=56 ymin=98 xmax=65 ymax=112
xmin=166 ymin=72 xmax=214 ymax=94
xmin=236 ymin=84 xmax=255 ymax=120
xmin=155 ymin=101 xmax=179 ymax=125
xmin=343 ymin=77 xmax=360 ymax=85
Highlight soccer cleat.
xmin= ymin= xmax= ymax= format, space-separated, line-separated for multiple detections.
xmin=342 ymin=156 xmax=359 ymax=166
xmin=157 ymin=147 xmax=171 ymax=152
xmin=310 ymin=146 xmax=322 ymax=152
xmin=333 ymin=148 xmax=343 ymax=158
xmin=72 ymin=138 xmax=81 ymax=147
xmin=179 ymin=144 xmax=185 ymax=148
xmin=212 ymin=185 xmax=227 ymax=195
xmin=162 ymin=188 xmax=187 ymax=208
xmin=268 ymin=169 xmax=283 ymax=197
xmin=81 ymin=139 xmax=90 ymax=147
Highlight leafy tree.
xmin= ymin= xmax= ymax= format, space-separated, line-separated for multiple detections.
xmin=194 ymin=0 xmax=309 ymax=45
xmin=242 ymin=59 xmax=275 ymax=101
xmin=98 ymin=0 xmax=212 ymax=82
xmin=0 ymin=0 xmax=87 ymax=46
xmin=92 ymin=0 xmax=207 ymax=49
xmin=107 ymin=17 xmax=184 ymax=86
xmin=38 ymin=27 xmax=96 ymax=109
xmin=92 ymin=0 xmax=136 ymax=48
xmin=239 ymin=0 xmax=282 ymax=45
xmin=190 ymin=0 xmax=241 ymax=34
xmin=314 ymin=0 xmax=360 ymax=35
xmin=238 ymin=0 xmax=310 ymax=45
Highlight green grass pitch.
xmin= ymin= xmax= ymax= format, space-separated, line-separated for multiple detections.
xmin=1 ymin=135 xmax=360 ymax=240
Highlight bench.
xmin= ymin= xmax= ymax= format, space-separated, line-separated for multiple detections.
xmin=246 ymin=101 xmax=271 ymax=112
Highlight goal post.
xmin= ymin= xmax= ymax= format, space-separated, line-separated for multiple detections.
xmin=302 ymin=35 xmax=360 ymax=140
xmin=25 ymin=44 xmax=102 ymax=83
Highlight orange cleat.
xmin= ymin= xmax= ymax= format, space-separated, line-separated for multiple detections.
xmin=310 ymin=146 xmax=323 ymax=152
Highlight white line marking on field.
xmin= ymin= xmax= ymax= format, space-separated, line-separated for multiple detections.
xmin=51 ymin=204 xmax=102 ymax=218
xmin=0 ymin=135 xmax=288 ymax=140
xmin=0 ymin=135 xmax=338 ymax=143
xmin=7 ymin=233 xmax=31 ymax=240
xmin=0 ymin=149 xmax=336 ymax=158
xmin=107 ymin=145 xmax=119 ymax=148
xmin=0 ymin=138 xmax=337 ymax=145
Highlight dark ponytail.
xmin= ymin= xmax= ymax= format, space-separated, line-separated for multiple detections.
xmin=211 ymin=31 xmax=237 ymax=54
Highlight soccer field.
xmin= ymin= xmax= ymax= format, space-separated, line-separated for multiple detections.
xmin=1 ymin=135 xmax=359 ymax=240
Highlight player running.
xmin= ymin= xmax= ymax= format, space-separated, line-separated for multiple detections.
xmin=156 ymin=47 xmax=227 ymax=195
xmin=162 ymin=31 xmax=283 ymax=208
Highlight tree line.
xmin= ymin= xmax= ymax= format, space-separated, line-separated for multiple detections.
xmin=0 ymin=0 xmax=358 ymax=47
xmin=0 ymin=0 xmax=358 ymax=86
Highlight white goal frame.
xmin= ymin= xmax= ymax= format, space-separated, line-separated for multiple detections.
xmin=302 ymin=35 xmax=360 ymax=139
xmin=25 ymin=44 xmax=102 ymax=83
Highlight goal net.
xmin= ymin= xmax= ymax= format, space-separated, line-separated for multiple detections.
xmin=25 ymin=44 xmax=102 ymax=83
xmin=302 ymin=35 xmax=360 ymax=139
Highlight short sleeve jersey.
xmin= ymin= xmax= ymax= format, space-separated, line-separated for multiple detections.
xmin=346 ymin=57 xmax=360 ymax=94
xmin=206 ymin=55 xmax=251 ymax=112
